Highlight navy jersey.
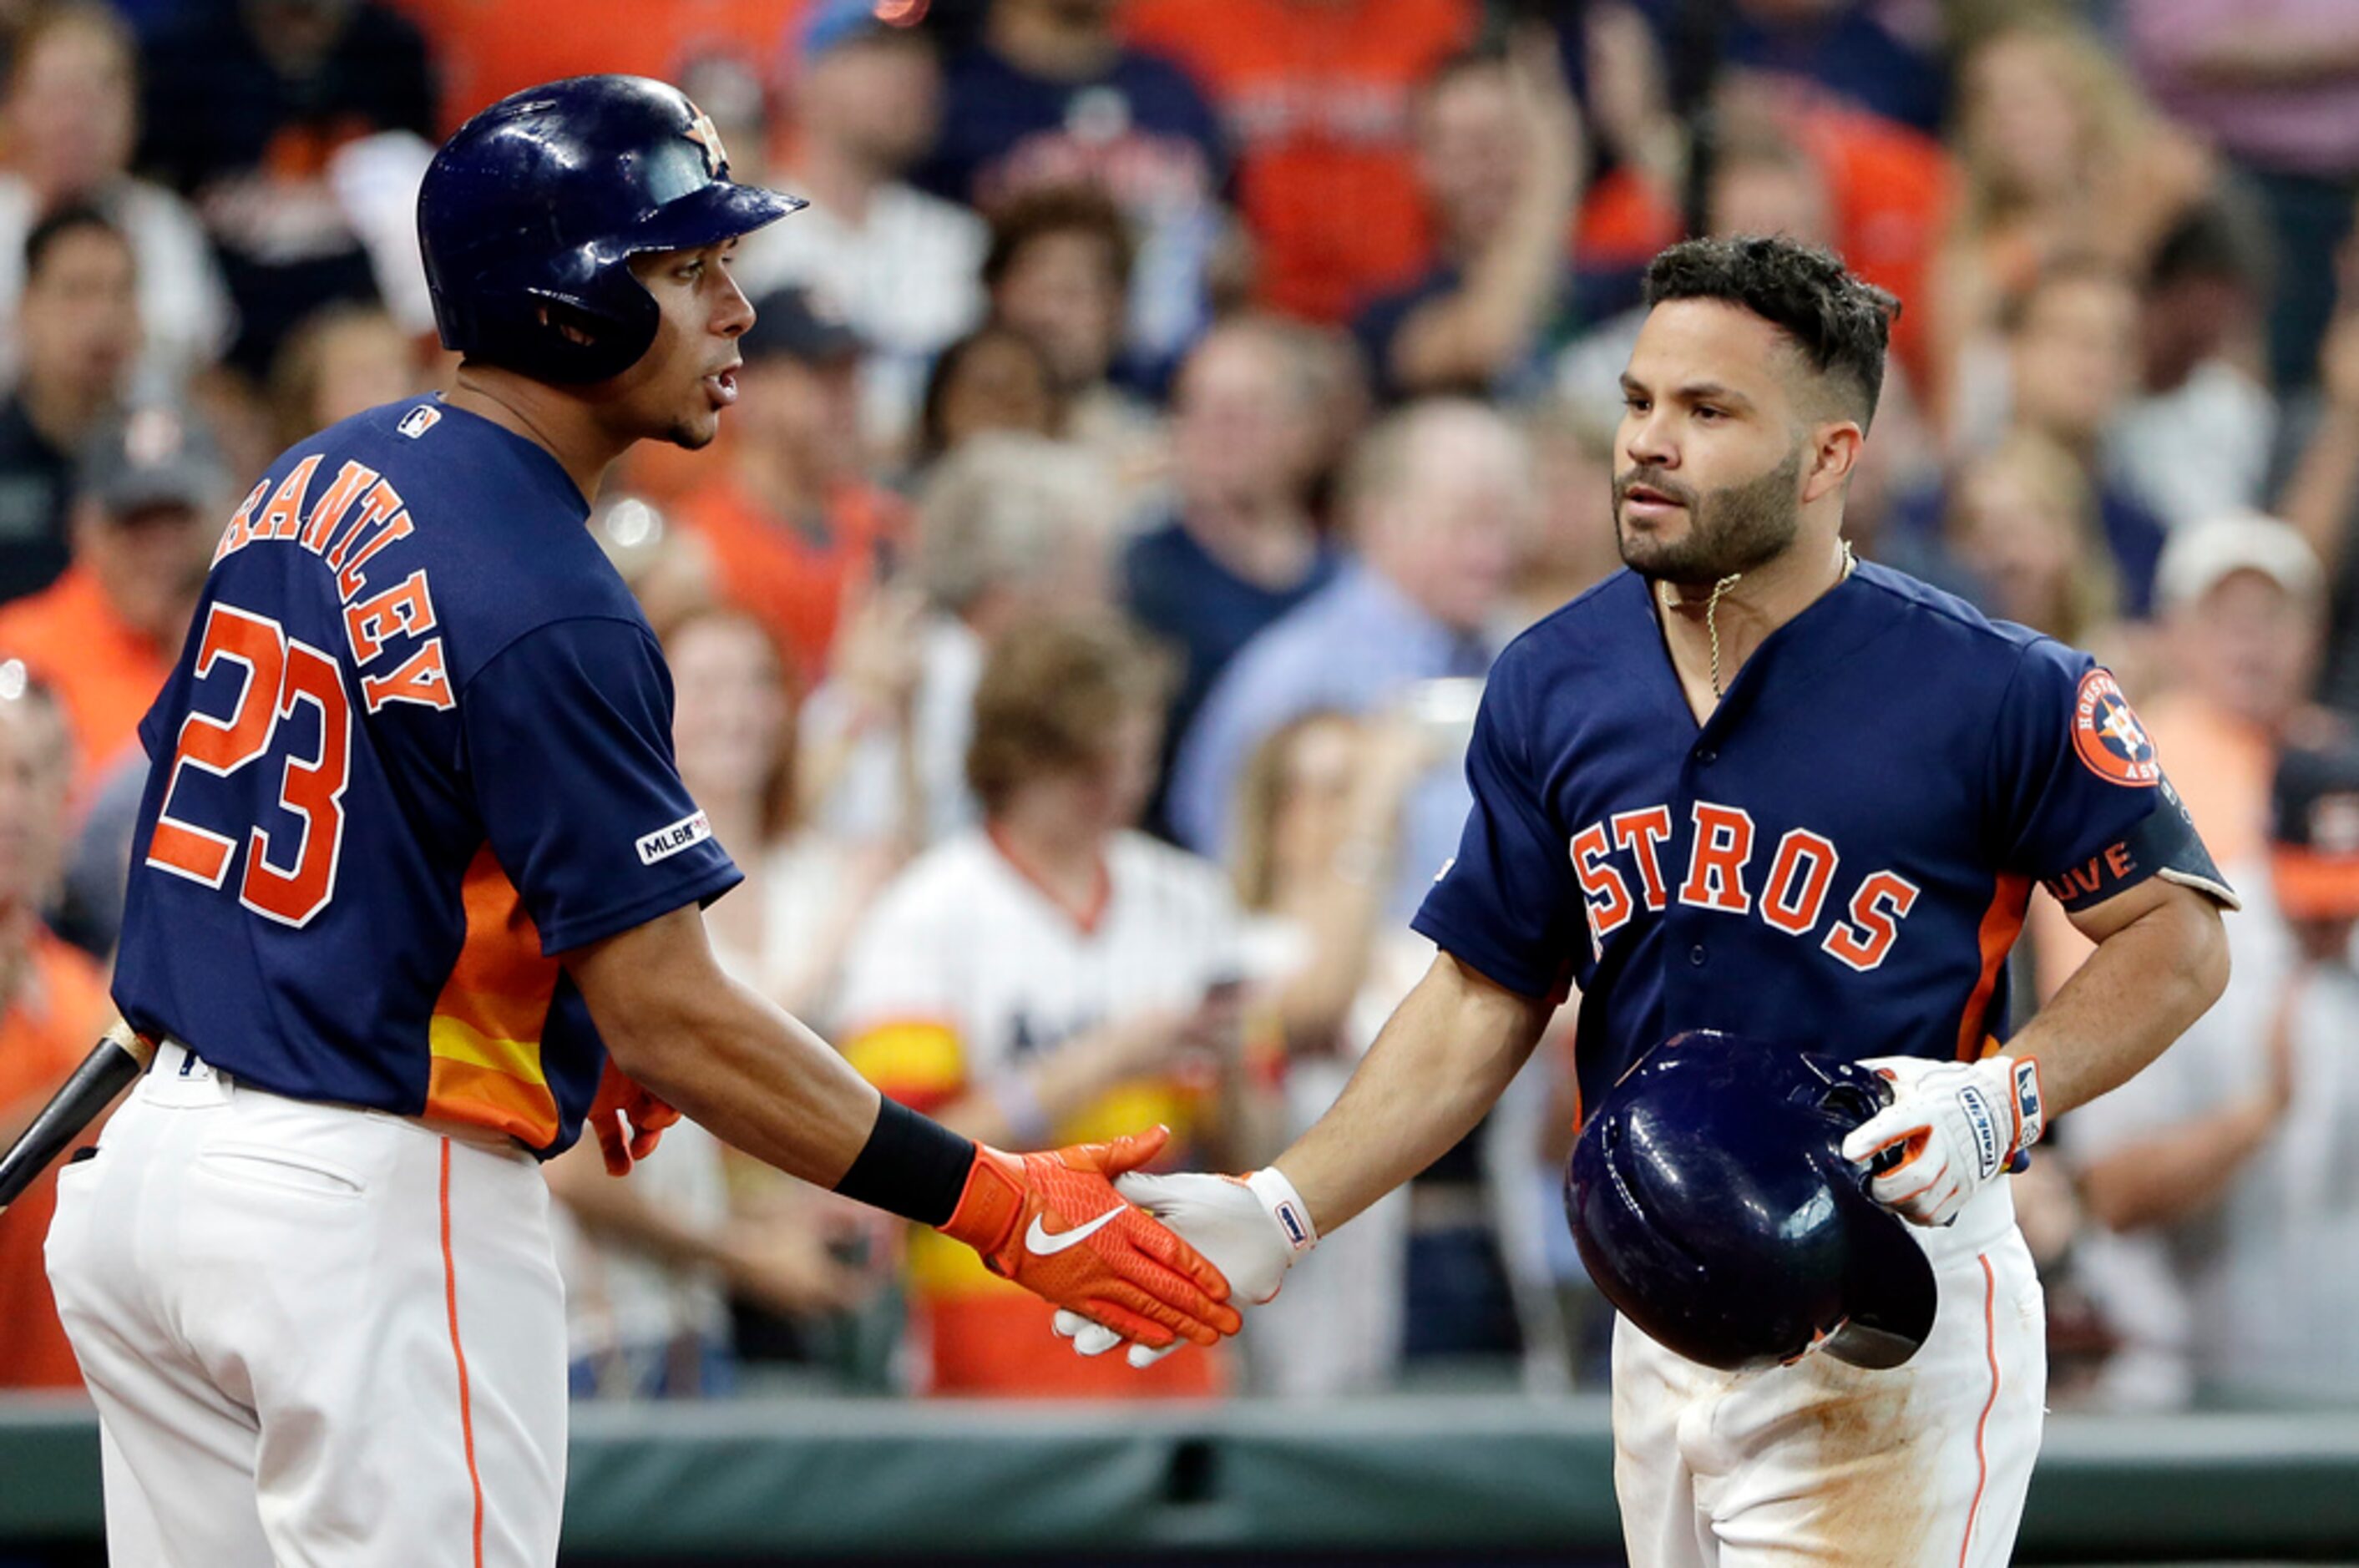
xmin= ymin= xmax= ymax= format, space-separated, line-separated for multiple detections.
xmin=1414 ymin=562 xmax=2225 ymax=1113
xmin=112 ymin=399 xmax=741 ymax=1156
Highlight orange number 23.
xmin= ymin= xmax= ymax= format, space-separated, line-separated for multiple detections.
xmin=144 ymin=602 xmax=352 ymax=927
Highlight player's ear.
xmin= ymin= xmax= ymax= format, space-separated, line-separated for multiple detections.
xmin=1800 ymin=420 xmax=1864 ymax=506
xmin=534 ymin=304 xmax=600 ymax=348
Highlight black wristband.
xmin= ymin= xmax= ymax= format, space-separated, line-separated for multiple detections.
xmin=833 ymin=1096 xmax=977 ymax=1227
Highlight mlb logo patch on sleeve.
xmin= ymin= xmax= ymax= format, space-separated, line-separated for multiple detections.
xmin=637 ymin=810 xmax=712 ymax=865
xmin=397 ymin=405 xmax=443 ymax=440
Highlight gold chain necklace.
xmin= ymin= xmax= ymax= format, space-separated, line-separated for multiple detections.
xmin=1663 ymin=539 xmax=1856 ymax=700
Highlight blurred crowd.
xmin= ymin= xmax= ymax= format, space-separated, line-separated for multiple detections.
xmin=0 ymin=0 xmax=2356 ymax=1414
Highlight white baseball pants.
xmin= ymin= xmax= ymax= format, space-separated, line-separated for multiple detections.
xmin=1610 ymin=1178 xmax=2046 ymax=1568
xmin=45 ymin=1043 xmax=567 ymax=1567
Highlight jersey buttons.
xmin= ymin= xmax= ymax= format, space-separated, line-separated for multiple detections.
xmin=1695 ymin=747 xmax=1717 ymax=766
xmin=1688 ymin=944 xmax=1708 ymax=967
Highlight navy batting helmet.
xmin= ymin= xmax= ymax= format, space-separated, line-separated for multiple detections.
xmin=1565 ymin=1032 xmax=1937 ymax=1373
xmin=418 ymin=75 xmax=803 ymax=384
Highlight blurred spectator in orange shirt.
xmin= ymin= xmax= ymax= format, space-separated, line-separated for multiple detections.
xmin=0 ymin=403 xmax=229 ymax=795
xmin=2145 ymin=515 xmax=2329 ymax=873
xmin=1746 ymin=85 xmax=1951 ymax=399
xmin=0 ymin=205 xmax=139 ymax=604
xmin=387 ymin=0 xmax=798 ymax=132
xmin=2029 ymin=512 xmax=2326 ymax=1003
xmin=0 ymin=670 xmax=114 ymax=1389
xmin=1125 ymin=0 xmax=1475 ymax=326
xmin=0 ymin=4 xmax=233 ymax=397
xmin=1349 ymin=30 xmax=1587 ymax=405
xmin=916 ymin=0 xmax=1227 ymax=384
xmin=671 ymin=286 xmax=906 ymax=690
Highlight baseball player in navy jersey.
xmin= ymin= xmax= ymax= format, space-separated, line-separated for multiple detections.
xmin=40 ymin=76 xmax=1237 ymax=1568
xmin=1061 ymin=235 xmax=2235 ymax=1565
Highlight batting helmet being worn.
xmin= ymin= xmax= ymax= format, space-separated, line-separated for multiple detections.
xmin=1565 ymin=1031 xmax=1938 ymax=1373
xmin=418 ymin=75 xmax=803 ymax=384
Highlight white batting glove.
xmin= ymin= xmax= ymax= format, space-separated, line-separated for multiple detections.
xmin=1839 ymin=1055 xmax=2044 ymax=1227
xmin=1051 ymin=1167 xmax=1317 ymax=1368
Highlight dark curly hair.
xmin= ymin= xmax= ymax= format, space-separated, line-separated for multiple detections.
xmin=980 ymin=185 xmax=1135 ymax=296
xmin=1642 ymin=236 xmax=1900 ymax=430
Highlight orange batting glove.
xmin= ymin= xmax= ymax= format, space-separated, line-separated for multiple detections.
xmin=587 ymin=1058 xmax=681 ymax=1177
xmin=937 ymin=1124 xmax=1243 ymax=1350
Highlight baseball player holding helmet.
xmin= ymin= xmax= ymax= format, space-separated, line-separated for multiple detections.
xmin=42 ymin=76 xmax=1237 ymax=1567
xmin=1063 ymin=235 xmax=2235 ymax=1565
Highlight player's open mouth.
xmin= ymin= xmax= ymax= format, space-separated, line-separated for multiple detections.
xmin=704 ymin=366 xmax=739 ymax=407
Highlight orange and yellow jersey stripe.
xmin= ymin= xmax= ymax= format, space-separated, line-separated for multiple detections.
xmin=426 ymin=845 xmax=564 ymax=1147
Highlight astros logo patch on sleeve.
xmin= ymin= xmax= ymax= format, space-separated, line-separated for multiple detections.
xmin=2071 ymin=670 xmax=2159 ymax=787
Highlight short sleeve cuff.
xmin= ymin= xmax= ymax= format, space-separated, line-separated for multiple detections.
xmin=535 ymin=857 xmax=744 ymax=955
xmin=1410 ymin=907 xmax=1563 ymax=1002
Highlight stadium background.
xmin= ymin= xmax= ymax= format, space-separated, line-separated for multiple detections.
xmin=1 ymin=0 xmax=2356 ymax=1560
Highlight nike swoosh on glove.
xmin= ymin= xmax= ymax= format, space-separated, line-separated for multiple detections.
xmin=1054 ymin=1167 xmax=1317 ymax=1368
xmin=938 ymin=1125 xmax=1242 ymax=1350
xmin=1840 ymin=1054 xmax=2043 ymax=1227
xmin=587 ymin=1059 xmax=681 ymax=1177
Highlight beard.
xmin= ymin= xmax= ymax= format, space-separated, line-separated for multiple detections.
xmin=663 ymin=412 xmax=720 ymax=451
xmin=1614 ymin=444 xmax=1805 ymax=588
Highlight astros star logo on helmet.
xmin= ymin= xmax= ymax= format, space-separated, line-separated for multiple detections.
xmin=683 ymin=108 xmax=728 ymax=179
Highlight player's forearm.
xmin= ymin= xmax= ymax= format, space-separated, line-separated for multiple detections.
xmin=1273 ymin=953 xmax=1552 ymax=1234
xmin=606 ymin=974 xmax=883 ymax=1188
xmin=570 ymin=910 xmax=889 ymax=1187
xmin=2003 ymin=888 xmax=2229 ymax=1119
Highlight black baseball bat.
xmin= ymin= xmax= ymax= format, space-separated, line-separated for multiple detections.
xmin=0 ymin=1021 xmax=153 ymax=1211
